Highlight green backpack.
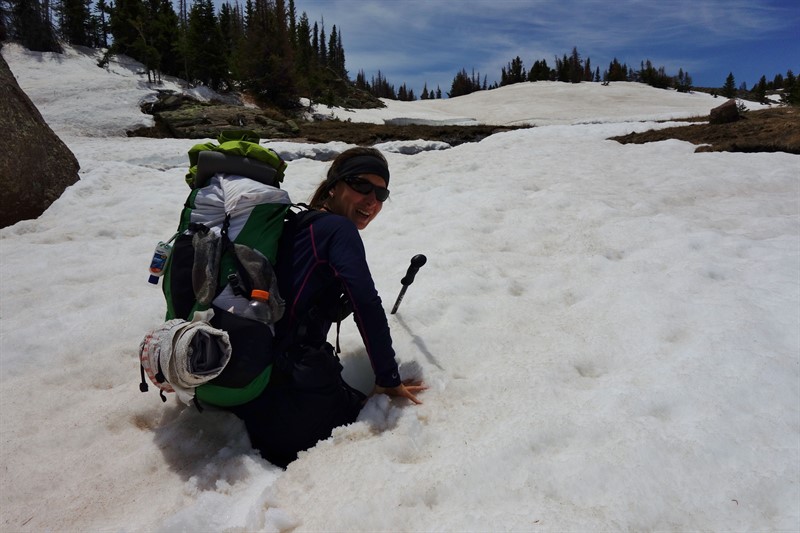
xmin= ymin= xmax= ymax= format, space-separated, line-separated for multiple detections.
xmin=156 ymin=131 xmax=293 ymax=407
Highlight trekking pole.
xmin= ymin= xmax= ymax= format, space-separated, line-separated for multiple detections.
xmin=390 ymin=254 xmax=427 ymax=314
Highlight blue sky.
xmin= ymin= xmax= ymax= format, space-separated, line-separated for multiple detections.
xmin=287 ymin=0 xmax=798 ymax=96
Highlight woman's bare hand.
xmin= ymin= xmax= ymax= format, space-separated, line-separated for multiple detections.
xmin=373 ymin=380 xmax=427 ymax=404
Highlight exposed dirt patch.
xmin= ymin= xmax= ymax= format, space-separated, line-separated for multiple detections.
xmin=294 ymin=121 xmax=525 ymax=146
xmin=610 ymin=106 xmax=800 ymax=154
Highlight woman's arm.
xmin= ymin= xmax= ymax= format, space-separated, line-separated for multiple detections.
xmin=320 ymin=218 xmax=402 ymax=388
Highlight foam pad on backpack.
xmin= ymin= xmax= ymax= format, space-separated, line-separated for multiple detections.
xmin=197 ymin=151 xmax=278 ymax=187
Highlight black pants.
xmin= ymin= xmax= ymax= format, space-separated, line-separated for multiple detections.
xmin=231 ymin=343 xmax=366 ymax=468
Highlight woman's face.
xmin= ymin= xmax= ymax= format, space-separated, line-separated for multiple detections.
xmin=327 ymin=173 xmax=386 ymax=230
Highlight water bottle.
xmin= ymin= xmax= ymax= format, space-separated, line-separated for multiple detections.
xmin=147 ymin=241 xmax=172 ymax=284
xmin=241 ymin=289 xmax=272 ymax=324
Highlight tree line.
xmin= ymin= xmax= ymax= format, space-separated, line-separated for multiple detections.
xmin=2 ymin=2 xmax=797 ymax=107
xmin=1 ymin=0 xmax=359 ymax=108
xmin=721 ymin=70 xmax=799 ymax=106
xmin=446 ymin=46 xmax=799 ymax=106
xmin=445 ymin=47 xmax=694 ymax=98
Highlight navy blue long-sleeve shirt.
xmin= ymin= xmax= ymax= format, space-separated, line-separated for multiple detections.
xmin=283 ymin=212 xmax=401 ymax=388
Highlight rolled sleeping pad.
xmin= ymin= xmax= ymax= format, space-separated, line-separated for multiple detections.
xmin=197 ymin=150 xmax=279 ymax=187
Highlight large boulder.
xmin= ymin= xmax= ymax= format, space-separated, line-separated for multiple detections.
xmin=0 ymin=53 xmax=80 ymax=228
xmin=132 ymin=92 xmax=298 ymax=139
xmin=155 ymin=103 xmax=292 ymax=139
xmin=709 ymin=99 xmax=740 ymax=125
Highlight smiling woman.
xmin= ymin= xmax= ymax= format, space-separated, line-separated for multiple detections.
xmin=230 ymin=147 xmax=426 ymax=468
xmin=309 ymin=147 xmax=391 ymax=228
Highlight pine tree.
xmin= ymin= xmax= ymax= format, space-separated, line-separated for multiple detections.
xmin=60 ymin=0 xmax=92 ymax=46
xmin=501 ymin=55 xmax=525 ymax=86
xmin=568 ymin=47 xmax=581 ymax=83
xmin=178 ymin=0 xmax=187 ymax=26
xmin=311 ymin=21 xmax=318 ymax=62
xmin=327 ymin=24 xmax=345 ymax=77
xmin=8 ymin=0 xmax=61 ymax=52
xmin=448 ymin=67 xmax=482 ymax=97
xmin=185 ymin=0 xmax=226 ymax=89
xmin=1 ymin=2 xmax=7 ymax=41
xmin=394 ymin=83 xmax=415 ymax=101
xmin=784 ymin=70 xmax=796 ymax=91
xmin=319 ymin=23 xmax=326 ymax=66
xmin=355 ymin=69 xmax=369 ymax=91
xmin=327 ymin=24 xmax=337 ymax=69
xmin=605 ymin=58 xmax=627 ymax=82
xmin=528 ymin=59 xmax=551 ymax=81
xmin=637 ymin=59 xmax=671 ymax=88
xmin=753 ymin=75 xmax=767 ymax=103
xmin=781 ymin=69 xmax=799 ymax=106
xmin=93 ymin=0 xmax=111 ymax=47
xmin=397 ymin=83 xmax=407 ymax=101
xmin=153 ymin=0 xmax=181 ymax=78
xmin=236 ymin=0 xmax=297 ymax=105
xmin=287 ymin=0 xmax=296 ymax=47
xmin=221 ymin=1 xmax=246 ymax=82
xmin=556 ymin=53 xmax=569 ymax=82
xmin=219 ymin=3 xmax=235 ymax=62
xmin=109 ymin=0 xmax=146 ymax=58
xmin=294 ymin=11 xmax=312 ymax=76
xmin=276 ymin=0 xmax=299 ymax=103
xmin=722 ymin=72 xmax=736 ymax=98
xmin=675 ymin=68 xmax=692 ymax=93
xmin=370 ymin=70 xmax=396 ymax=99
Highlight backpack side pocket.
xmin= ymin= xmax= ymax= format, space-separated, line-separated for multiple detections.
xmin=209 ymin=305 xmax=273 ymax=388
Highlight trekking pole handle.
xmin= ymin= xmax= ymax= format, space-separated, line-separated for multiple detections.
xmin=401 ymin=254 xmax=427 ymax=286
xmin=391 ymin=254 xmax=427 ymax=315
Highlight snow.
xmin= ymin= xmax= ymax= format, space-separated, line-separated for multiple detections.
xmin=310 ymin=80 xmax=771 ymax=127
xmin=1 ymin=43 xmax=798 ymax=532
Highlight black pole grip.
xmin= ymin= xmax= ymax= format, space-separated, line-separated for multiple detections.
xmin=400 ymin=254 xmax=427 ymax=286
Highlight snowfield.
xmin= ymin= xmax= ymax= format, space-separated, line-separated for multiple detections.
xmin=1 ymin=43 xmax=798 ymax=532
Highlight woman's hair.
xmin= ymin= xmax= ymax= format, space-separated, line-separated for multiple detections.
xmin=308 ymin=147 xmax=388 ymax=209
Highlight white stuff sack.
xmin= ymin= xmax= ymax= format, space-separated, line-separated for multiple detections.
xmin=139 ymin=310 xmax=232 ymax=404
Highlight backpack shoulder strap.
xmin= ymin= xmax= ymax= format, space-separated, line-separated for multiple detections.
xmin=273 ymin=204 xmax=331 ymax=350
xmin=287 ymin=203 xmax=328 ymax=229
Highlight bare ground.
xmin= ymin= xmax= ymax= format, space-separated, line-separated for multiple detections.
xmin=609 ymin=106 xmax=800 ymax=155
xmin=297 ymin=106 xmax=800 ymax=155
xmin=292 ymin=121 xmax=524 ymax=146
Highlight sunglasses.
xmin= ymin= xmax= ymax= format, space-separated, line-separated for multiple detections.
xmin=341 ymin=176 xmax=390 ymax=202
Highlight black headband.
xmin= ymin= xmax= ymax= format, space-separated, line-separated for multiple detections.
xmin=329 ymin=155 xmax=390 ymax=186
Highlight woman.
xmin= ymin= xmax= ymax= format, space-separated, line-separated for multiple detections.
xmin=232 ymin=147 xmax=425 ymax=468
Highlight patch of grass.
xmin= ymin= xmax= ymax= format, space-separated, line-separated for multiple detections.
xmin=610 ymin=107 xmax=800 ymax=154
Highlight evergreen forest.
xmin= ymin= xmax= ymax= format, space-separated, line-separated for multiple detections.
xmin=2 ymin=0 xmax=798 ymax=108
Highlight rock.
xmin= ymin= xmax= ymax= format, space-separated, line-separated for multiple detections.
xmin=136 ymin=92 xmax=295 ymax=139
xmin=148 ymin=102 xmax=294 ymax=139
xmin=0 ymin=54 xmax=80 ymax=228
xmin=709 ymin=99 xmax=740 ymax=125
xmin=141 ymin=91 xmax=192 ymax=114
xmin=285 ymin=119 xmax=300 ymax=134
